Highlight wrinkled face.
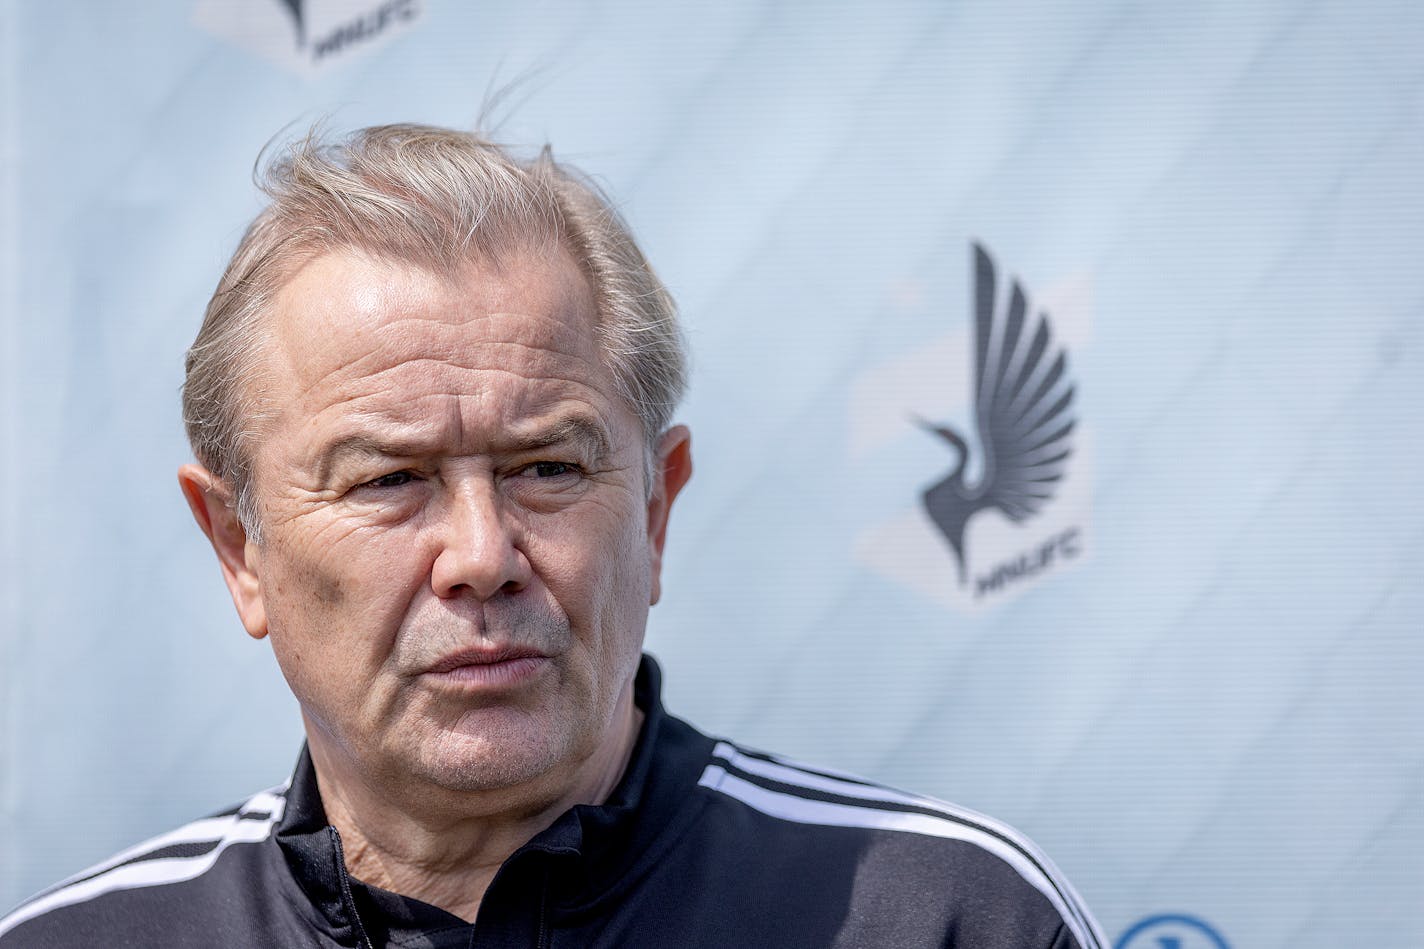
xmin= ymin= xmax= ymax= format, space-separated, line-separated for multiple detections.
xmin=225 ymin=247 xmax=678 ymax=794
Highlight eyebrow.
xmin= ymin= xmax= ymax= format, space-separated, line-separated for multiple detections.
xmin=508 ymin=415 xmax=612 ymax=458
xmin=314 ymin=414 xmax=613 ymax=482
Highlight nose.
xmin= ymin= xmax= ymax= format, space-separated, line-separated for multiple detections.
xmin=430 ymin=480 xmax=532 ymax=601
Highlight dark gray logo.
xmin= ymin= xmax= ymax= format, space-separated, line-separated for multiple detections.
xmin=918 ymin=243 xmax=1076 ymax=586
xmin=196 ymin=0 xmax=422 ymax=75
xmin=276 ymin=0 xmax=419 ymax=60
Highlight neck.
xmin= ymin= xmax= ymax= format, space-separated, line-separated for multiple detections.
xmin=306 ymin=696 xmax=644 ymax=922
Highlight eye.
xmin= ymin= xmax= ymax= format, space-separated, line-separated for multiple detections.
xmin=363 ymin=470 xmax=417 ymax=489
xmin=529 ymin=461 xmax=579 ymax=479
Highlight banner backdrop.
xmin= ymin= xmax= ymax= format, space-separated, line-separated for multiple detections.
xmin=3 ymin=2 xmax=1421 ymax=946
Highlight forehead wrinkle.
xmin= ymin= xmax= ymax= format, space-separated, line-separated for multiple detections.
xmin=295 ymin=314 xmax=611 ymax=400
xmin=362 ymin=326 xmax=605 ymax=379
xmin=307 ymin=359 xmax=611 ymax=423
xmin=289 ymin=329 xmax=598 ymax=399
xmin=446 ymin=389 xmax=469 ymax=456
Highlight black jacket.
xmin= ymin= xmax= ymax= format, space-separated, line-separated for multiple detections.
xmin=1 ymin=658 xmax=1104 ymax=948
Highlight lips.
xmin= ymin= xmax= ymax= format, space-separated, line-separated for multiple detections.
xmin=425 ymin=644 xmax=550 ymax=675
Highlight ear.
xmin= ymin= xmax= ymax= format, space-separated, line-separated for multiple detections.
xmin=646 ymin=425 xmax=693 ymax=606
xmin=178 ymin=464 xmax=269 ymax=640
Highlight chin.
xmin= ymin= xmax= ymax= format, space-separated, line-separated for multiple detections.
xmin=412 ymin=718 xmax=577 ymax=793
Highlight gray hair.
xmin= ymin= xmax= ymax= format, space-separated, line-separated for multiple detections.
xmin=182 ymin=123 xmax=687 ymax=539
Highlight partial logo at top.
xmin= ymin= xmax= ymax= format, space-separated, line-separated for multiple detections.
xmin=1116 ymin=914 xmax=1231 ymax=949
xmin=194 ymin=0 xmax=422 ymax=76
xmin=852 ymin=242 xmax=1092 ymax=612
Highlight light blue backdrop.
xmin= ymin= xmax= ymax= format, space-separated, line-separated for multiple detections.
xmin=2 ymin=2 xmax=1421 ymax=946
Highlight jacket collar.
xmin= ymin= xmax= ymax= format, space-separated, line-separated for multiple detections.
xmin=273 ymin=655 xmax=714 ymax=933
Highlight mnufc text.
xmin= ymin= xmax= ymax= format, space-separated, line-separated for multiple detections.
xmin=311 ymin=0 xmax=419 ymax=61
xmin=974 ymin=527 xmax=1081 ymax=598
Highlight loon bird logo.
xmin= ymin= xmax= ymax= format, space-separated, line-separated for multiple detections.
xmin=918 ymin=243 xmax=1076 ymax=584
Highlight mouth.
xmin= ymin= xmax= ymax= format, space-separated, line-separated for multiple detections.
xmin=422 ymin=645 xmax=551 ymax=689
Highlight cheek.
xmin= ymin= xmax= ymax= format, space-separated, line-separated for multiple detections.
xmin=311 ymin=565 xmax=347 ymax=606
xmin=269 ymin=514 xmax=424 ymax=603
xmin=539 ymin=511 xmax=653 ymax=685
xmin=265 ymin=542 xmax=355 ymax=616
xmin=528 ymin=502 xmax=650 ymax=603
xmin=261 ymin=559 xmax=355 ymax=694
xmin=259 ymin=523 xmax=429 ymax=677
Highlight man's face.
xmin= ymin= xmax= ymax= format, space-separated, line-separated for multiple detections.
xmin=191 ymin=246 xmax=687 ymax=798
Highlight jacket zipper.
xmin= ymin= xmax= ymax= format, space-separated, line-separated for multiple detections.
xmin=328 ymin=826 xmax=375 ymax=949
xmin=536 ymin=864 xmax=551 ymax=949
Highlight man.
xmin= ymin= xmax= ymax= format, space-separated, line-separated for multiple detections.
xmin=1 ymin=124 xmax=1105 ymax=948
